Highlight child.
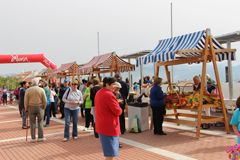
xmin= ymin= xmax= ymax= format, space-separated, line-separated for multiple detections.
xmin=134 ymin=81 xmax=139 ymax=92
xmin=230 ymin=96 xmax=240 ymax=144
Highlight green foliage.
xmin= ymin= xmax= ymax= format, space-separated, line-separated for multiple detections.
xmin=0 ymin=76 xmax=20 ymax=90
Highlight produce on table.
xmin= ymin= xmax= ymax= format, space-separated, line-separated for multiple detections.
xmin=165 ymin=91 xmax=221 ymax=110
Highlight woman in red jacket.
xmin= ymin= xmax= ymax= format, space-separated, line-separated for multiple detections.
xmin=95 ymin=77 xmax=122 ymax=160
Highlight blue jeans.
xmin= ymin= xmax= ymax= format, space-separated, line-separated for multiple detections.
xmin=54 ymin=96 xmax=58 ymax=113
xmin=64 ymin=107 xmax=79 ymax=138
xmin=45 ymin=102 xmax=51 ymax=125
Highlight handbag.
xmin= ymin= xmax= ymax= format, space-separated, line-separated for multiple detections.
xmin=226 ymin=143 xmax=240 ymax=160
xmin=152 ymin=91 xmax=166 ymax=115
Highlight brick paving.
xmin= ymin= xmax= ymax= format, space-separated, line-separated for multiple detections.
xmin=0 ymin=104 xmax=237 ymax=160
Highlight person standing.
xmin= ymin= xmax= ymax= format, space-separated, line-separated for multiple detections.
xmin=19 ymin=81 xmax=29 ymax=129
xmin=15 ymin=85 xmax=21 ymax=116
xmin=59 ymin=79 xmax=70 ymax=119
xmin=114 ymin=73 xmax=128 ymax=134
xmin=62 ymin=80 xmax=83 ymax=142
xmin=49 ymin=84 xmax=56 ymax=118
xmin=42 ymin=81 xmax=51 ymax=127
xmin=79 ymin=79 xmax=88 ymax=118
xmin=95 ymin=77 xmax=122 ymax=159
xmin=2 ymin=85 xmax=8 ymax=105
xmin=25 ymin=78 xmax=47 ymax=143
xmin=28 ymin=82 xmax=32 ymax=88
xmin=150 ymin=77 xmax=167 ymax=135
xmin=90 ymin=78 xmax=102 ymax=138
xmin=82 ymin=81 xmax=93 ymax=131
xmin=52 ymin=82 xmax=59 ymax=114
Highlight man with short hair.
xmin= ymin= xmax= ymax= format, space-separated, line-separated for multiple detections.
xmin=114 ymin=73 xmax=128 ymax=134
xmin=28 ymin=82 xmax=32 ymax=88
xmin=25 ymin=78 xmax=47 ymax=143
xmin=58 ymin=79 xmax=70 ymax=119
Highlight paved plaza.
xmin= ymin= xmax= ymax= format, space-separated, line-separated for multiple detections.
xmin=0 ymin=104 xmax=237 ymax=160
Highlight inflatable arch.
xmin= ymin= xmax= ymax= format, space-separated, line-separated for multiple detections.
xmin=0 ymin=54 xmax=57 ymax=70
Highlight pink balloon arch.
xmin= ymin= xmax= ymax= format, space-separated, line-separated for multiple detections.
xmin=0 ymin=54 xmax=57 ymax=70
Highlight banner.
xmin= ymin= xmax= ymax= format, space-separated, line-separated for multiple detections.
xmin=0 ymin=54 xmax=57 ymax=70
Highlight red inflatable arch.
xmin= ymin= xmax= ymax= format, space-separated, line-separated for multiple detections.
xmin=0 ymin=54 xmax=57 ymax=70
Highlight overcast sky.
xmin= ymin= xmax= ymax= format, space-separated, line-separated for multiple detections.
xmin=0 ymin=0 xmax=239 ymax=76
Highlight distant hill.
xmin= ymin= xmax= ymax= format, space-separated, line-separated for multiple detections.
xmin=0 ymin=73 xmax=17 ymax=77
xmin=121 ymin=62 xmax=240 ymax=83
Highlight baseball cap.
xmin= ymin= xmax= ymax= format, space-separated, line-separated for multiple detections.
xmin=115 ymin=82 xmax=122 ymax=88
xmin=64 ymin=79 xmax=69 ymax=82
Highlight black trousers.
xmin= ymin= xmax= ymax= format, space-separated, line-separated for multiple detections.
xmin=119 ymin=101 xmax=126 ymax=134
xmin=60 ymin=101 xmax=65 ymax=118
xmin=2 ymin=95 xmax=7 ymax=105
xmin=49 ymin=102 xmax=56 ymax=117
xmin=151 ymin=106 xmax=165 ymax=134
xmin=80 ymin=104 xmax=85 ymax=117
xmin=85 ymin=108 xmax=93 ymax=128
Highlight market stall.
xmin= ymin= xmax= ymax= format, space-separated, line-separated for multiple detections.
xmin=47 ymin=61 xmax=80 ymax=86
xmin=76 ymin=52 xmax=135 ymax=78
xmin=36 ymin=68 xmax=53 ymax=83
xmin=137 ymin=28 xmax=236 ymax=138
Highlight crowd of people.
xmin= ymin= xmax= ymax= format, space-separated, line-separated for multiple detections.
xmin=6 ymin=73 xmax=128 ymax=159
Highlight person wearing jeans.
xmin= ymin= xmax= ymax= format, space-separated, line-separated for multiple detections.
xmin=62 ymin=80 xmax=83 ymax=142
xmin=42 ymin=81 xmax=51 ymax=127
xmin=2 ymin=85 xmax=7 ymax=105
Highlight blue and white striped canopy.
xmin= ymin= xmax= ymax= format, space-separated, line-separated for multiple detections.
xmin=136 ymin=30 xmax=236 ymax=67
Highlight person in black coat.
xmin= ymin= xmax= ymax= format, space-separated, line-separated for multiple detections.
xmin=114 ymin=73 xmax=128 ymax=134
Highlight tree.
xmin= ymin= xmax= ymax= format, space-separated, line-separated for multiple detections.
xmin=0 ymin=76 xmax=20 ymax=90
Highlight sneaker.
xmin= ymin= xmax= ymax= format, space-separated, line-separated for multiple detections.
xmin=73 ymin=137 xmax=77 ymax=140
xmin=30 ymin=139 xmax=35 ymax=143
xmin=63 ymin=138 xmax=69 ymax=142
xmin=83 ymin=127 xmax=87 ymax=131
xmin=44 ymin=124 xmax=49 ymax=127
xmin=88 ymin=127 xmax=93 ymax=130
xmin=90 ymin=133 xmax=94 ymax=136
xmin=37 ymin=138 xmax=46 ymax=142
xmin=119 ymin=144 xmax=123 ymax=148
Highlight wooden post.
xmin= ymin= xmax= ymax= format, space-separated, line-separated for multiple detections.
xmin=110 ymin=54 xmax=115 ymax=76
xmin=78 ymin=75 xmax=81 ymax=86
xmin=165 ymin=66 xmax=172 ymax=90
xmin=197 ymin=29 xmax=209 ymax=138
xmin=209 ymin=37 xmax=230 ymax=134
xmin=115 ymin=56 xmax=120 ymax=73
xmin=72 ymin=64 xmax=75 ymax=82
xmin=98 ymin=73 xmax=101 ymax=82
xmin=155 ymin=65 xmax=159 ymax=77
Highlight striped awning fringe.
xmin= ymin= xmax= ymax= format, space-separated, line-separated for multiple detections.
xmin=136 ymin=30 xmax=236 ymax=67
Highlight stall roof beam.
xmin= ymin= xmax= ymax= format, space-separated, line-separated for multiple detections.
xmin=215 ymin=31 xmax=240 ymax=44
xmin=120 ymin=50 xmax=152 ymax=59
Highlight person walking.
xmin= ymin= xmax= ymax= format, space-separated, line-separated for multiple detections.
xmin=90 ymin=78 xmax=102 ymax=138
xmin=82 ymin=81 xmax=93 ymax=131
xmin=19 ymin=81 xmax=30 ymax=129
xmin=42 ymin=81 xmax=51 ymax=127
xmin=114 ymin=73 xmax=128 ymax=134
xmin=79 ymin=79 xmax=88 ymax=118
xmin=2 ymin=85 xmax=8 ymax=105
xmin=25 ymin=78 xmax=47 ymax=143
xmin=14 ymin=85 xmax=21 ymax=116
xmin=59 ymin=79 xmax=70 ymax=119
xmin=95 ymin=77 xmax=122 ymax=159
xmin=62 ymin=80 xmax=83 ymax=142
xmin=150 ymin=77 xmax=167 ymax=135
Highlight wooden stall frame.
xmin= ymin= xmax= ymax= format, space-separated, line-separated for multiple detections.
xmin=153 ymin=28 xmax=234 ymax=138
